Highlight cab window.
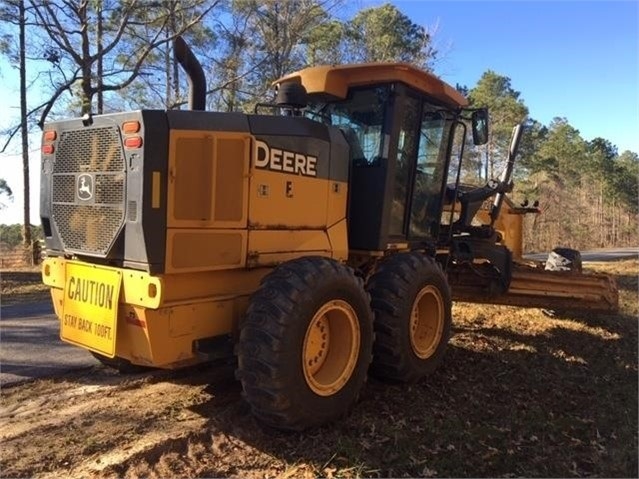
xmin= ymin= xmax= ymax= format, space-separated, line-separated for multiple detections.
xmin=306 ymin=86 xmax=389 ymax=165
xmin=409 ymin=109 xmax=449 ymax=238
xmin=389 ymin=94 xmax=421 ymax=235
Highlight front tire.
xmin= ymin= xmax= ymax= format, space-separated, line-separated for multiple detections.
xmin=236 ymin=256 xmax=373 ymax=431
xmin=368 ymin=252 xmax=452 ymax=382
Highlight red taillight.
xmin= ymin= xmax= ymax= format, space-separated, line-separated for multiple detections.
xmin=124 ymin=136 xmax=143 ymax=149
xmin=122 ymin=121 xmax=141 ymax=134
xmin=43 ymin=130 xmax=57 ymax=141
xmin=42 ymin=144 xmax=55 ymax=155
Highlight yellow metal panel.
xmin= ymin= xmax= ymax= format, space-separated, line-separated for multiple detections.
xmin=274 ymin=63 xmax=468 ymax=108
xmin=120 ymin=268 xmax=163 ymax=309
xmin=248 ymin=251 xmax=333 ymax=268
xmin=172 ymin=134 xmax=214 ymax=220
xmin=326 ymin=219 xmax=349 ymax=261
xmin=48 ymin=257 xmax=271 ymax=307
xmin=44 ymin=258 xmax=163 ymax=309
xmin=167 ymin=130 xmax=249 ymax=228
xmin=115 ymin=296 xmax=249 ymax=368
xmin=248 ymin=229 xmax=330 ymax=254
xmin=168 ymin=297 xmax=238 ymax=338
xmin=477 ymin=208 xmax=524 ymax=260
xmin=60 ymin=262 xmax=122 ymax=357
xmin=159 ymin=268 xmax=268 ymax=304
xmin=166 ymin=229 xmax=246 ymax=273
xmin=114 ymin=305 xmax=155 ymax=366
xmin=247 ymin=229 xmax=331 ymax=267
xmin=152 ymin=171 xmax=161 ymax=209
xmin=50 ymin=288 xmax=63 ymax=318
xmin=42 ymin=257 xmax=65 ymax=288
xmin=214 ymin=137 xmax=247 ymax=222
xmin=326 ymin=180 xmax=348 ymax=227
xmin=43 ymin=259 xmax=276 ymax=368
xmin=249 ymin=167 xmax=328 ymax=228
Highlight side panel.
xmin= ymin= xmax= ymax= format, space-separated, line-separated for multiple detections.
xmin=166 ymin=229 xmax=246 ymax=272
xmin=167 ymin=130 xmax=250 ymax=229
xmin=248 ymin=167 xmax=329 ymax=229
xmin=165 ymin=129 xmax=250 ymax=273
xmin=247 ymin=229 xmax=332 ymax=267
xmin=246 ymin=116 xmax=350 ymax=261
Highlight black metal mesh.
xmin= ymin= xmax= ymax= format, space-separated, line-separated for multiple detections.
xmin=51 ymin=127 xmax=126 ymax=255
xmin=51 ymin=174 xmax=75 ymax=203
xmin=56 ymin=127 xmax=124 ymax=173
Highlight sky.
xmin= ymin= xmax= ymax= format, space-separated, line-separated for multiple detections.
xmin=0 ymin=0 xmax=637 ymax=225
xmin=391 ymin=0 xmax=639 ymax=152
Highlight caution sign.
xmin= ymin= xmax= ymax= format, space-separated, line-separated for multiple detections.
xmin=61 ymin=262 xmax=122 ymax=357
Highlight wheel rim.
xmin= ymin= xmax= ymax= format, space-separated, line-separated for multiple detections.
xmin=409 ymin=285 xmax=445 ymax=359
xmin=302 ymin=299 xmax=360 ymax=397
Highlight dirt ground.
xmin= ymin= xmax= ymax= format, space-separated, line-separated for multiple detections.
xmin=1 ymin=260 xmax=637 ymax=478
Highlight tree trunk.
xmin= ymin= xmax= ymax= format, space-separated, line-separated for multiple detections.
xmin=164 ymin=31 xmax=171 ymax=107
xmin=79 ymin=1 xmax=93 ymax=115
xmin=19 ymin=0 xmax=32 ymax=257
xmin=97 ymin=0 xmax=104 ymax=113
xmin=170 ymin=2 xmax=179 ymax=107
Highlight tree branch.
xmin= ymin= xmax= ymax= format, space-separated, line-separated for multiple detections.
xmin=36 ymin=73 xmax=80 ymax=129
xmin=101 ymin=3 xmax=219 ymax=93
xmin=29 ymin=0 xmax=82 ymax=64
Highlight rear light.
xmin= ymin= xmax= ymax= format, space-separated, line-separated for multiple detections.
xmin=124 ymin=136 xmax=143 ymax=149
xmin=43 ymin=130 xmax=57 ymax=141
xmin=42 ymin=144 xmax=54 ymax=155
xmin=122 ymin=121 xmax=140 ymax=134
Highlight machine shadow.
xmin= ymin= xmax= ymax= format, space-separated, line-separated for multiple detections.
xmin=612 ymin=273 xmax=638 ymax=292
xmin=184 ymin=317 xmax=638 ymax=478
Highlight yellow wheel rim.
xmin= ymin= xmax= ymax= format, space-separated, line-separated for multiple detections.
xmin=302 ymin=299 xmax=360 ymax=397
xmin=410 ymin=285 xmax=445 ymax=359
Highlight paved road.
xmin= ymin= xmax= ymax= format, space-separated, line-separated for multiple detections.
xmin=1 ymin=246 xmax=637 ymax=386
xmin=1 ymin=300 xmax=95 ymax=387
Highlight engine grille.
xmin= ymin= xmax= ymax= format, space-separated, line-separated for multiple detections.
xmin=51 ymin=126 xmax=126 ymax=255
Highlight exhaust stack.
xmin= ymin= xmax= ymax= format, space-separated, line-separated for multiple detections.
xmin=173 ymin=36 xmax=206 ymax=111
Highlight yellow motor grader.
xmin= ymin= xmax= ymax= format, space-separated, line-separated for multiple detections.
xmin=40 ymin=38 xmax=617 ymax=431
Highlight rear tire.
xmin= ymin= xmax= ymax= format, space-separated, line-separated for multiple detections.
xmin=236 ymin=256 xmax=373 ymax=431
xmin=367 ymin=252 xmax=452 ymax=382
xmin=90 ymin=351 xmax=150 ymax=374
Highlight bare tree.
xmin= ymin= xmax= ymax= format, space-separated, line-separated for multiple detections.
xmin=0 ymin=0 xmax=32 ymax=250
xmin=29 ymin=0 xmax=218 ymax=126
xmin=18 ymin=0 xmax=31 ymax=249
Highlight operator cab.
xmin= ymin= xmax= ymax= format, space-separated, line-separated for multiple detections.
xmin=274 ymin=63 xmax=488 ymax=252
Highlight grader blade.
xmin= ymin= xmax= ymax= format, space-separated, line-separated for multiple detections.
xmin=451 ymin=262 xmax=619 ymax=313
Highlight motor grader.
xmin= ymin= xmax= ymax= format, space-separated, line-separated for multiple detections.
xmin=39 ymin=38 xmax=617 ymax=431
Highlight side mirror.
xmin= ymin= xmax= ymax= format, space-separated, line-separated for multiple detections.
xmin=471 ymin=109 xmax=489 ymax=145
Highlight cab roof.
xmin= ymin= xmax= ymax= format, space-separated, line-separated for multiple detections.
xmin=274 ymin=63 xmax=468 ymax=109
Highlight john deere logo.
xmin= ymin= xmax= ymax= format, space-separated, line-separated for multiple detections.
xmin=77 ymin=174 xmax=94 ymax=201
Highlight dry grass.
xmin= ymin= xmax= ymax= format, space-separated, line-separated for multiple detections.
xmin=1 ymin=267 xmax=50 ymax=305
xmin=108 ymin=259 xmax=639 ymax=478
xmin=1 ymin=260 xmax=636 ymax=478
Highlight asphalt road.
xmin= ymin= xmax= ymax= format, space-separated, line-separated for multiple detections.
xmin=0 ymin=300 xmax=96 ymax=387
xmin=1 ymin=246 xmax=637 ymax=387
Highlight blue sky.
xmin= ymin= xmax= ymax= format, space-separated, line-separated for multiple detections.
xmin=0 ymin=0 xmax=637 ymax=224
xmin=387 ymin=0 xmax=639 ymax=153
